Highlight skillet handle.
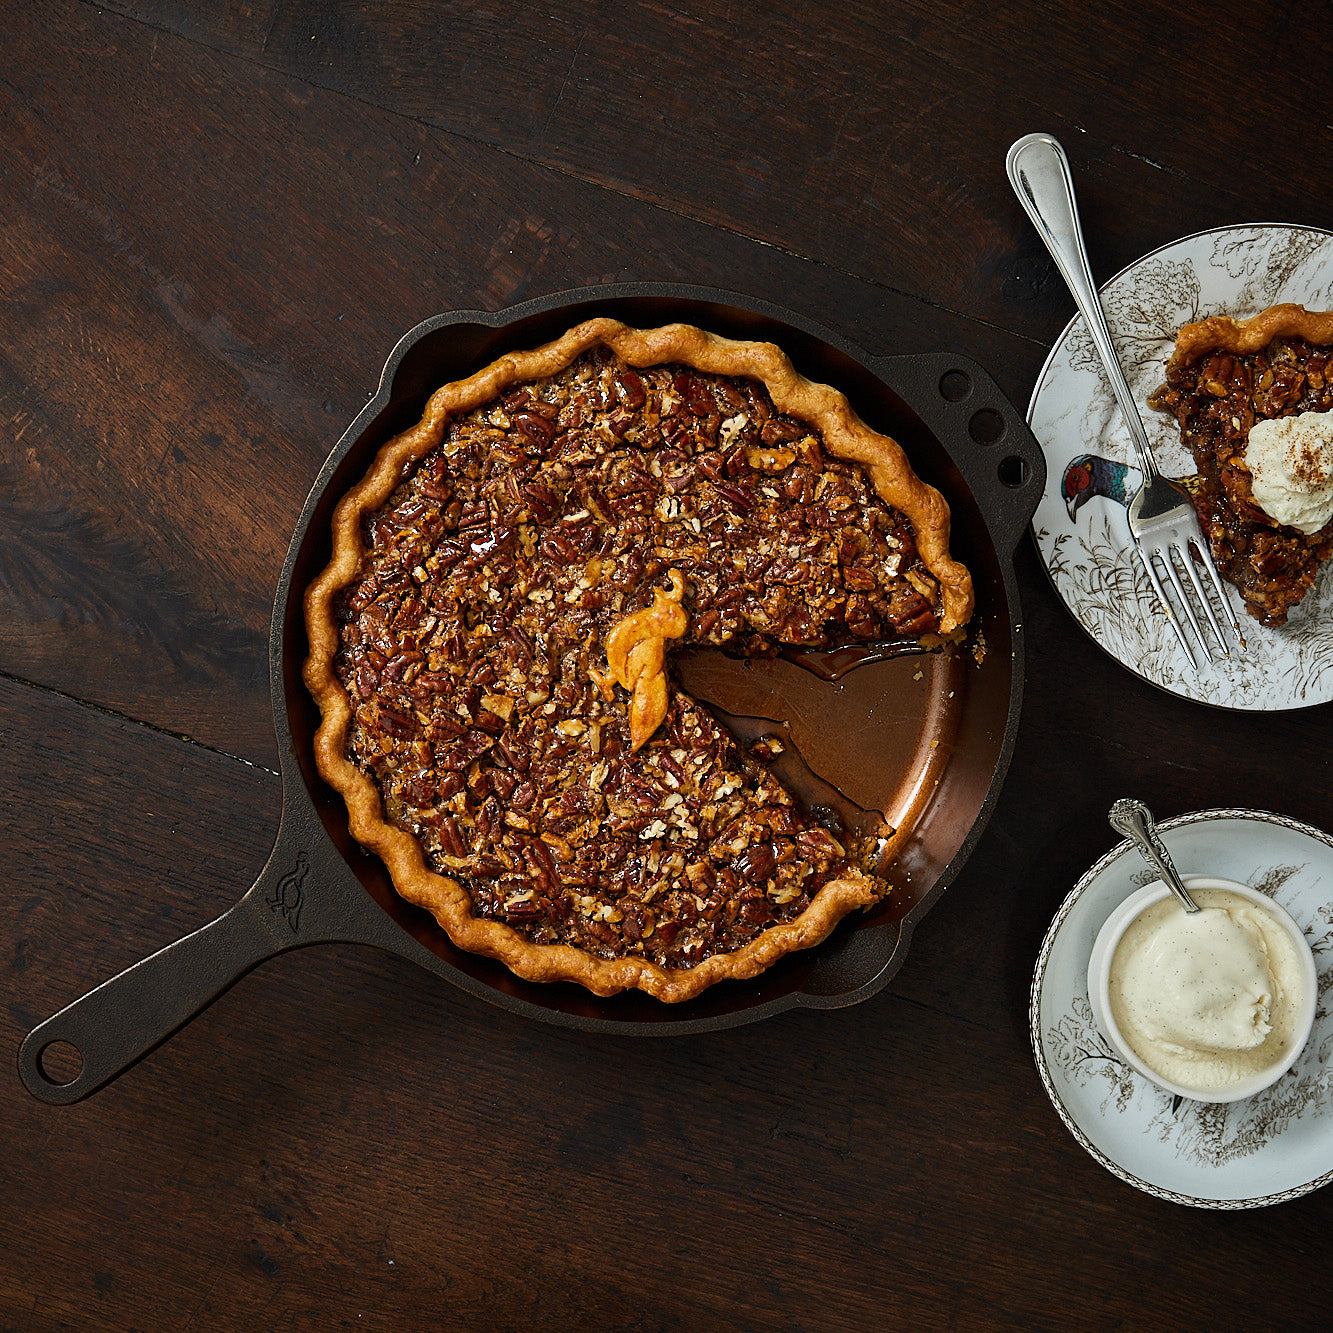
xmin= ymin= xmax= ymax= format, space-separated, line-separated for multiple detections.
xmin=16 ymin=831 xmax=325 ymax=1106
xmin=869 ymin=352 xmax=1047 ymax=557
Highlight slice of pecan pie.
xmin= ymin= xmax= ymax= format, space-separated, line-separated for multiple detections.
xmin=304 ymin=319 xmax=973 ymax=1001
xmin=1149 ymin=304 xmax=1333 ymax=626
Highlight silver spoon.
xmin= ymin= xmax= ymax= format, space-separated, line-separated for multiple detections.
xmin=1108 ymin=798 xmax=1201 ymax=913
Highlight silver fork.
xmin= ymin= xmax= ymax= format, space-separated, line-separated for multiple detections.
xmin=1006 ymin=133 xmax=1243 ymax=668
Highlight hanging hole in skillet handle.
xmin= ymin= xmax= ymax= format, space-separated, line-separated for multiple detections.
xmin=998 ymin=455 xmax=1030 ymax=488
xmin=35 ymin=1040 xmax=83 ymax=1087
xmin=968 ymin=407 xmax=1007 ymax=446
xmin=938 ymin=369 xmax=973 ymax=402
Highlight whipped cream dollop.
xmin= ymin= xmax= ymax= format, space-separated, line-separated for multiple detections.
xmin=1108 ymin=887 xmax=1307 ymax=1093
xmin=1244 ymin=410 xmax=1333 ymax=534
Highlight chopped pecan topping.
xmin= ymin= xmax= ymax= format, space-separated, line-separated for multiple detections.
xmin=329 ymin=345 xmax=954 ymax=971
xmin=1151 ymin=332 xmax=1333 ymax=625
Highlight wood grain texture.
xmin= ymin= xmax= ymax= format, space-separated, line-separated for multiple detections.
xmin=4 ymin=0 xmax=1333 ymax=1329
xmin=104 ymin=0 xmax=1333 ymax=338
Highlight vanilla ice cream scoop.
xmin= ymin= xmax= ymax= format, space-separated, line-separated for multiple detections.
xmin=1244 ymin=410 xmax=1333 ymax=534
xmin=1114 ymin=905 xmax=1274 ymax=1054
xmin=1092 ymin=880 xmax=1315 ymax=1099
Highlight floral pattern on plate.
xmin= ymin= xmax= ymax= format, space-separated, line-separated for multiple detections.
xmin=1028 ymin=224 xmax=1333 ymax=709
xmin=1031 ymin=809 xmax=1333 ymax=1208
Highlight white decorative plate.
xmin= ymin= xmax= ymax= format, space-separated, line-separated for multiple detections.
xmin=1031 ymin=809 xmax=1333 ymax=1208
xmin=1028 ymin=224 xmax=1333 ymax=709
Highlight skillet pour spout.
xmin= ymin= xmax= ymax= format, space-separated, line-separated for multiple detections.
xmin=18 ymin=286 xmax=1043 ymax=1103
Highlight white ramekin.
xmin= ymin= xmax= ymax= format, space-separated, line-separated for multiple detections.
xmin=1086 ymin=876 xmax=1317 ymax=1104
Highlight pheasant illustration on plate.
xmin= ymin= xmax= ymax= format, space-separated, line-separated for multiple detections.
xmin=1061 ymin=453 xmax=1135 ymax=519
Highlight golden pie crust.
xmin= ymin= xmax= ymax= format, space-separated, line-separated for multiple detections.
xmin=304 ymin=319 xmax=973 ymax=1001
xmin=1166 ymin=303 xmax=1333 ymax=368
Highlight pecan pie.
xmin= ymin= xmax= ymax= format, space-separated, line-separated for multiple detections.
xmin=1149 ymin=304 xmax=1333 ymax=625
xmin=304 ymin=319 xmax=973 ymax=1001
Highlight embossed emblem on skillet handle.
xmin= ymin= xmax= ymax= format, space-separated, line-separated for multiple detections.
xmin=15 ymin=802 xmax=386 ymax=1106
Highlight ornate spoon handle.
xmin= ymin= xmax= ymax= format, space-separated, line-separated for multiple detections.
xmin=1108 ymin=798 xmax=1201 ymax=913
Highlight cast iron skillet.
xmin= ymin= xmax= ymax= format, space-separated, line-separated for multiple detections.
xmin=18 ymin=285 xmax=1045 ymax=1104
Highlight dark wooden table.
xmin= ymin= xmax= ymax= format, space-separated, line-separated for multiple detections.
xmin=4 ymin=2 xmax=1332 ymax=1328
